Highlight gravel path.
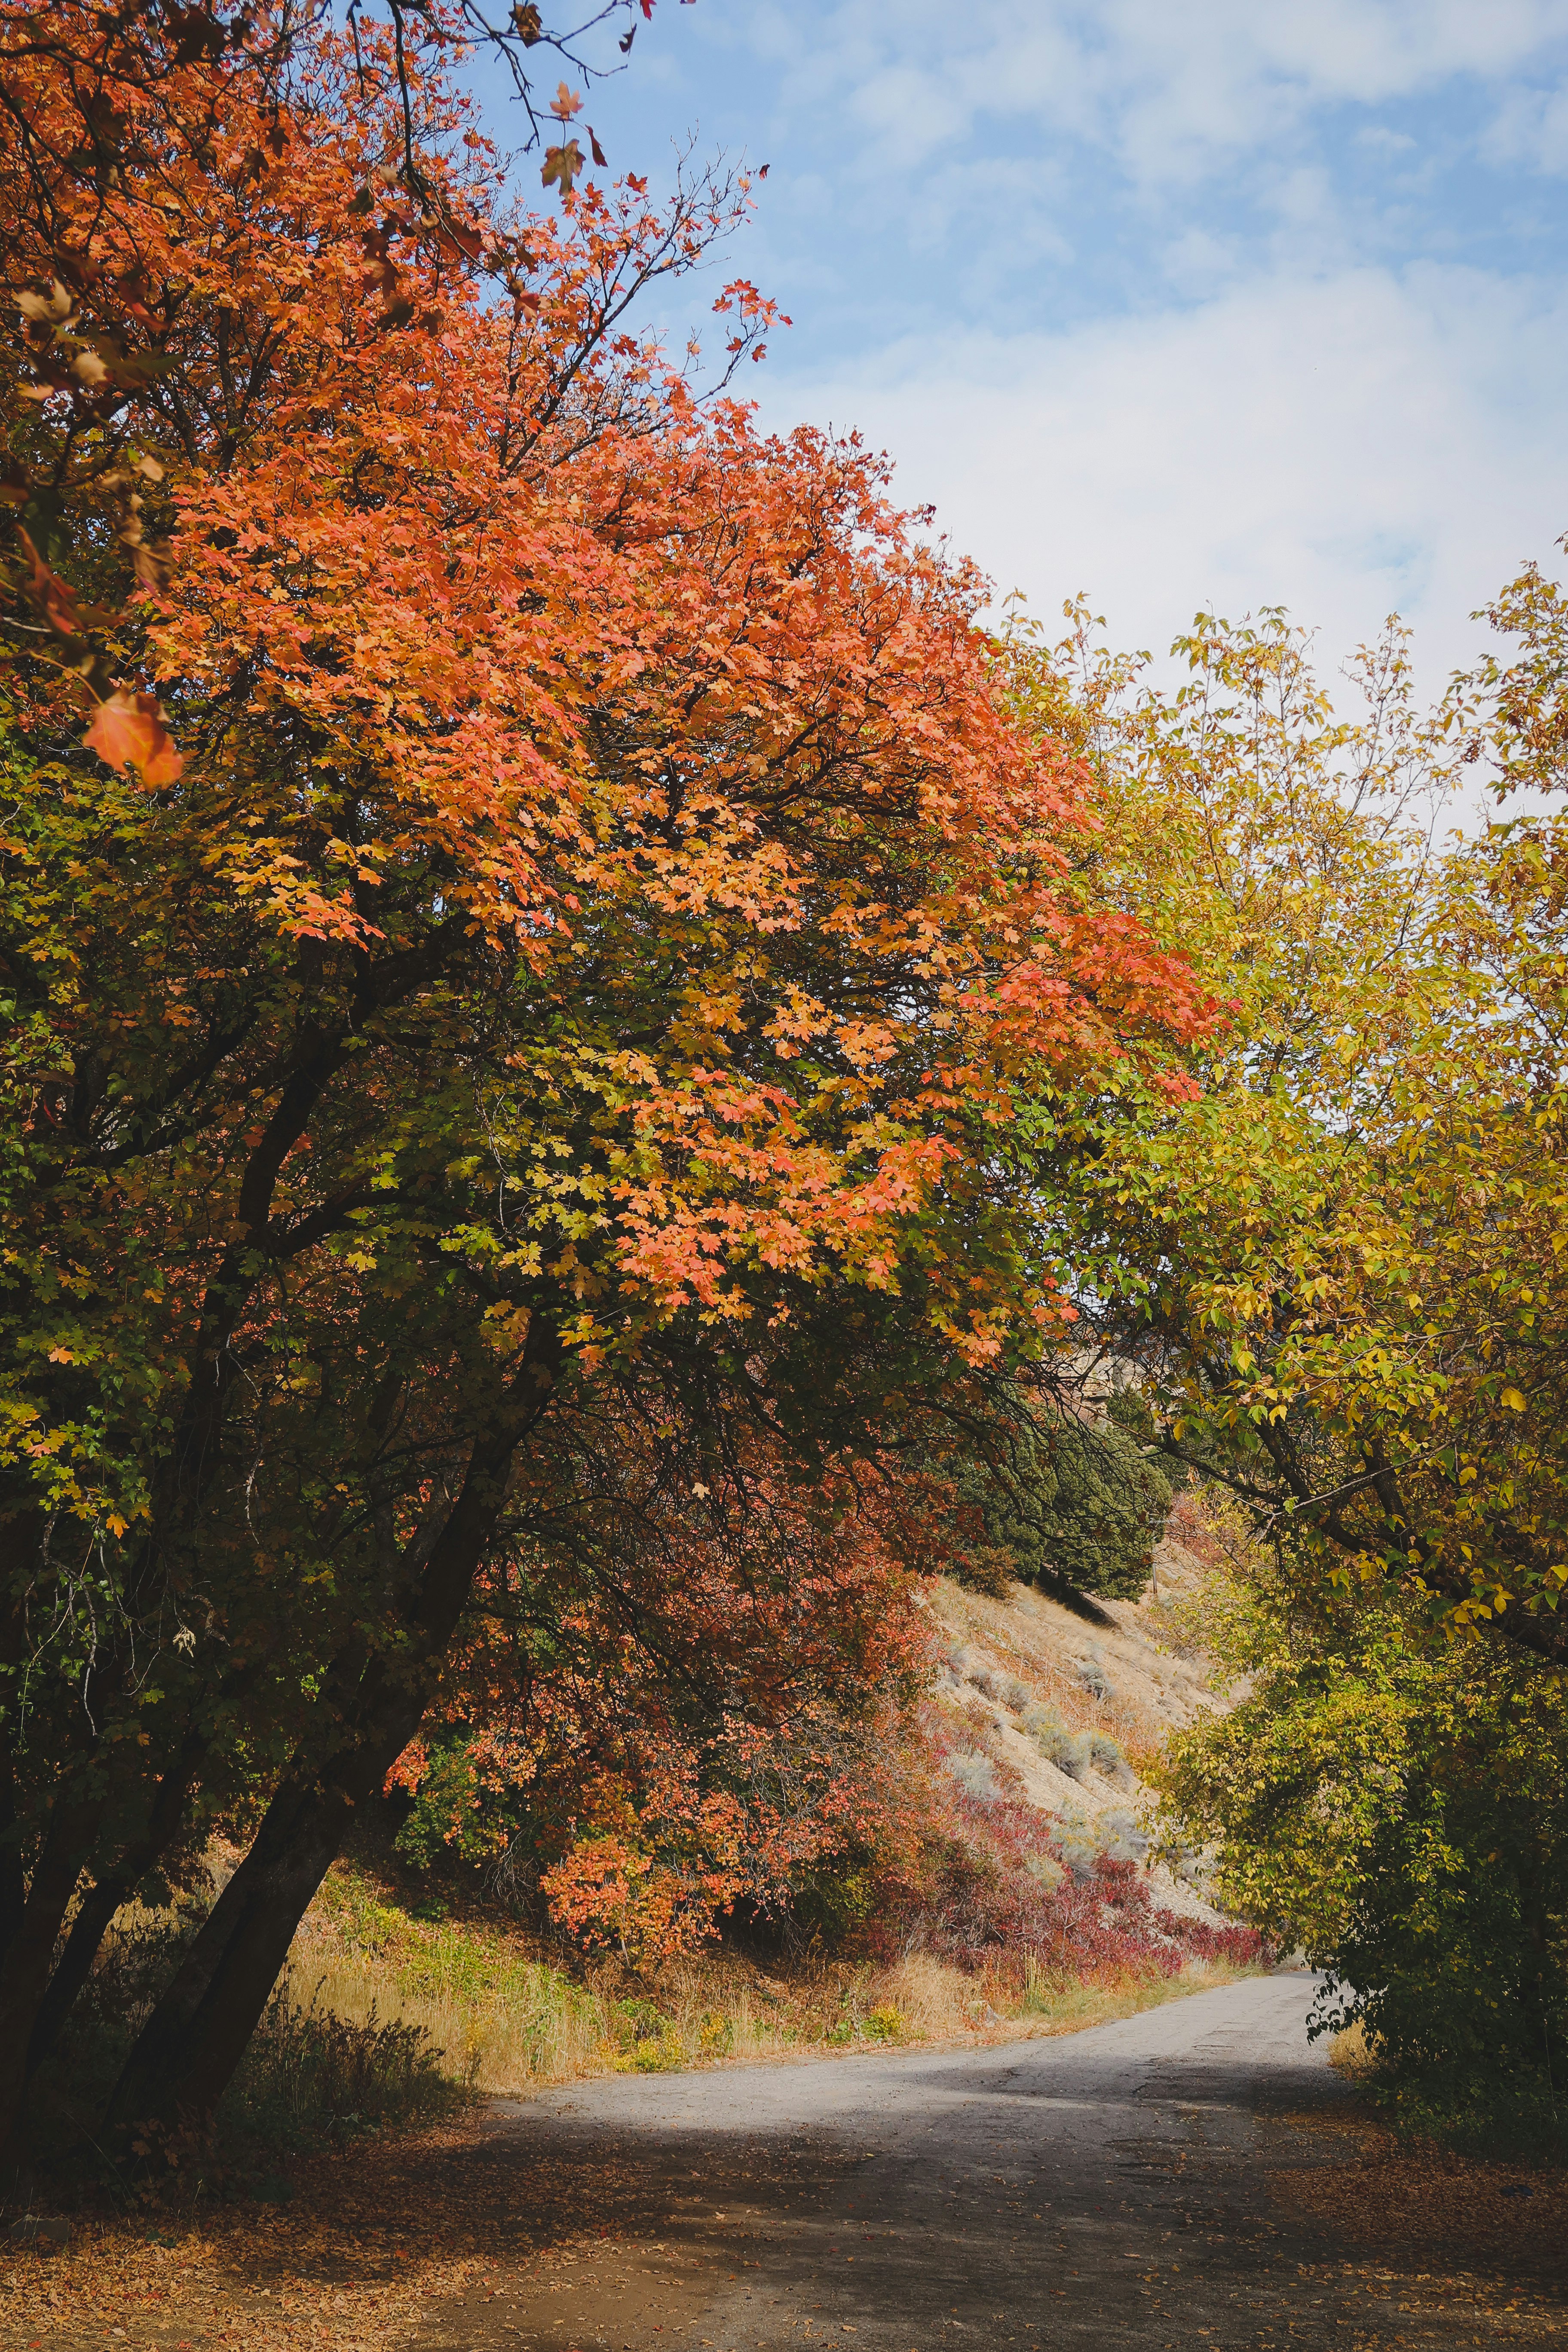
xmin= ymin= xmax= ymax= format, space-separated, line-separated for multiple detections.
xmin=413 ymin=1973 xmax=1562 ymax=2351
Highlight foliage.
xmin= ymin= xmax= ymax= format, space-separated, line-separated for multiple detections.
xmin=383 ymin=1433 xmax=935 ymax=1959
xmin=867 ymin=1710 xmax=1263 ymax=1981
xmin=1002 ymin=590 xmax=1568 ymax=1667
xmin=1155 ymin=1560 xmax=1568 ymax=2155
xmin=1001 ymin=582 xmax=1568 ymax=2143
xmin=939 ymin=1389 xmax=1175 ymax=1602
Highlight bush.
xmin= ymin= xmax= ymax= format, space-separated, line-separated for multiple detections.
xmin=229 ymin=1990 xmax=459 ymax=2144
xmin=22 ymin=1903 xmax=464 ymax=2184
xmin=1029 ymin=1709 xmax=1093 ymax=1780
xmin=1320 ymin=1660 xmax=1568 ymax=2158
xmin=1075 ymin=1654 xmax=1115 ymax=1701
xmin=1095 ymin=1808 xmax=1148 ymax=1865
xmin=605 ymin=1997 xmax=685 ymax=2073
xmin=878 ymin=1725 xmax=1265 ymax=1978
xmin=762 ymin=1855 xmax=880 ymax=1953
xmin=949 ymin=1752 xmax=1001 ymax=1803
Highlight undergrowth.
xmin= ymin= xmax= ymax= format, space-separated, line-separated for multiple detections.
xmin=22 ymin=1905 xmax=463 ymax=2198
xmin=1332 ymin=2021 xmax=1568 ymax=2165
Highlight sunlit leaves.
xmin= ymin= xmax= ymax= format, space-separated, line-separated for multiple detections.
xmin=1015 ymin=590 xmax=1568 ymax=1663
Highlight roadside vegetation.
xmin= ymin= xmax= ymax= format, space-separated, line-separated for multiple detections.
xmin=1011 ymin=597 xmax=1568 ymax=2162
xmin=27 ymin=1538 xmax=1264 ymax=2188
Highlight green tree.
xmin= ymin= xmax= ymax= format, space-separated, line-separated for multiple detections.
xmin=1156 ymin=1567 xmax=1568 ymax=2150
xmin=1004 ymin=562 xmax=1568 ymax=2133
xmin=941 ymin=1388 xmax=1174 ymax=1602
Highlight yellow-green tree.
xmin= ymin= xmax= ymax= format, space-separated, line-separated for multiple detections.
xmin=1000 ymin=561 xmax=1568 ymax=2142
xmin=1004 ymin=585 xmax=1568 ymax=1667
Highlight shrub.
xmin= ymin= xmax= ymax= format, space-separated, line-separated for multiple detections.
xmin=1031 ymin=1712 xmax=1094 ymax=1780
xmin=230 ymin=1990 xmax=458 ymax=2141
xmin=948 ymin=1753 xmax=1001 ymax=1804
xmin=1054 ymin=1808 xmax=1102 ymax=1879
xmin=606 ymin=1999 xmax=685 ymax=2074
xmin=1075 ymin=1654 xmax=1115 ymax=1701
xmin=1160 ymin=1602 xmax=1568 ymax=2158
xmin=1095 ymin=1809 xmax=1148 ymax=1865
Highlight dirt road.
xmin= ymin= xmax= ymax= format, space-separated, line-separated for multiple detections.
xmin=413 ymin=1973 xmax=1565 ymax=2352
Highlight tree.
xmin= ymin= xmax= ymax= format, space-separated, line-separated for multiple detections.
xmin=1008 ymin=571 xmax=1568 ymax=2129
xmin=1155 ymin=1556 xmax=1568 ymax=2150
xmin=0 ymin=10 xmax=1207 ymax=2143
xmin=1002 ymin=595 xmax=1568 ymax=1668
xmin=937 ymin=1385 xmax=1174 ymax=1604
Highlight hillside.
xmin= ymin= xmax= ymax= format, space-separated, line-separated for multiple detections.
xmin=923 ymin=1503 xmax=1230 ymax=1930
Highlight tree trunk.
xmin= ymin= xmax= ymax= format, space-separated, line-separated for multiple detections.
xmin=105 ymin=1689 xmax=426 ymax=2128
xmin=24 ymin=1735 xmax=209 ymax=2082
xmin=0 ymin=1746 xmax=27 ymax=1969
xmin=0 ymin=1790 xmax=103 ymax=2149
xmin=0 ymin=1535 xmax=40 ymax=1970
xmin=104 ymin=1390 xmax=545 ymax=2131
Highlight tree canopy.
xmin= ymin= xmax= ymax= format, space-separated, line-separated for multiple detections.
xmin=996 ymin=575 xmax=1568 ymax=2144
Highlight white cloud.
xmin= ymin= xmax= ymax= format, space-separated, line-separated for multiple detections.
xmin=729 ymin=0 xmax=1568 ymax=185
xmin=1482 ymin=79 xmax=1568 ymax=170
xmin=753 ymin=265 xmax=1568 ymax=694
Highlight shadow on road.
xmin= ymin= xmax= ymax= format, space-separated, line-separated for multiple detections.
xmin=410 ymin=1975 xmax=1568 ymax=2352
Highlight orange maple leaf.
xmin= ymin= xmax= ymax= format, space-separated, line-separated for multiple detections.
xmin=83 ymin=689 xmax=184 ymax=786
xmin=16 ymin=527 xmax=81 ymax=636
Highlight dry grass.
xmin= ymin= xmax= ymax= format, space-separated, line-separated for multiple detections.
xmin=1328 ymin=2017 xmax=1381 ymax=2083
xmin=276 ymin=1859 xmax=1261 ymax=2096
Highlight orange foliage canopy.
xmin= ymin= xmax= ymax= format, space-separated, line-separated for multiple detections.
xmin=0 ymin=9 xmax=1214 ymax=1556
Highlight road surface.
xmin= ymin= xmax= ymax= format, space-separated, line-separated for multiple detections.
xmin=413 ymin=1974 xmax=1558 ymax=2351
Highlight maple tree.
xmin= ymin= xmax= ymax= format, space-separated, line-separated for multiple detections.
xmin=0 ymin=7 xmax=1208 ymax=2146
xmin=388 ymin=1416 xmax=935 ymax=1961
xmin=0 ymin=0 xmax=656 ymax=752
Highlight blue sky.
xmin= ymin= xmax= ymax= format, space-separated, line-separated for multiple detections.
xmin=508 ymin=2 xmax=1568 ymax=690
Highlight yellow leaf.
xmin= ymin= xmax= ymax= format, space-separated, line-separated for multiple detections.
xmin=1501 ymin=1385 xmax=1527 ymax=1412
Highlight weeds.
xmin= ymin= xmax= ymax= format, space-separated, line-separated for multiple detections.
xmin=226 ymin=1988 xmax=460 ymax=2146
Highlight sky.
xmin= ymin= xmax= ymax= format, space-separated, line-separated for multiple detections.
xmin=504 ymin=1 xmax=1568 ymax=697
